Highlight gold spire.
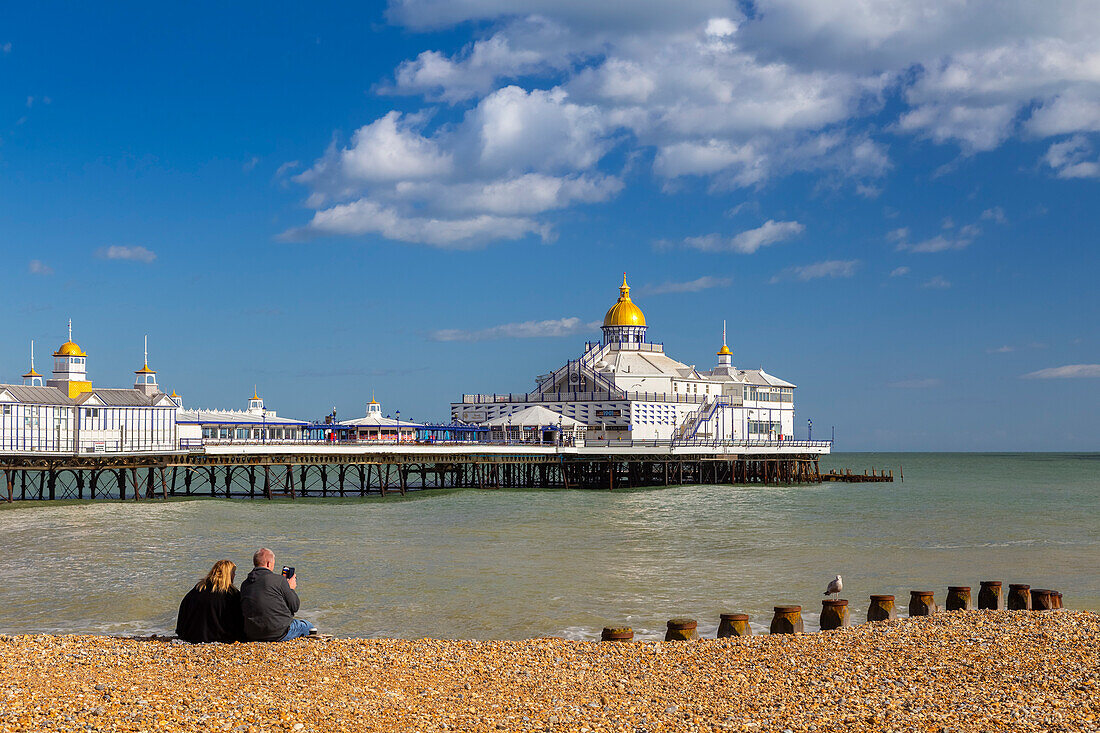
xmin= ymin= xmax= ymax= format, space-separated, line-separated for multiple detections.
xmin=717 ymin=319 xmax=732 ymax=356
xmin=602 ymin=273 xmax=647 ymax=327
xmin=253 ymin=386 xmax=261 ymax=400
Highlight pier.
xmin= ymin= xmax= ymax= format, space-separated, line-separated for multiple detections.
xmin=0 ymin=441 xmax=835 ymax=501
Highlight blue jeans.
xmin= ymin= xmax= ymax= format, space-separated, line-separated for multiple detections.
xmin=279 ymin=619 xmax=313 ymax=641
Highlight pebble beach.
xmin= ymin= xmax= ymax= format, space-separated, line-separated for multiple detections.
xmin=1 ymin=610 xmax=1096 ymax=732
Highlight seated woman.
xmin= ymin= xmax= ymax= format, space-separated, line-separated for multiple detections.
xmin=175 ymin=559 xmax=245 ymax=643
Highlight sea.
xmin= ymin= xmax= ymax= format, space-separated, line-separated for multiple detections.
xmin=0 ymin=452 xmax=1096 ymax=640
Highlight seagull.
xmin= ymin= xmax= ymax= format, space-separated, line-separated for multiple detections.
xmin=824 ymin=575 xmax=843 ymax=599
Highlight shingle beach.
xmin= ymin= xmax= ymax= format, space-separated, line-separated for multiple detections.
xmin=1 ymin=611 xmax=1096 ymax=732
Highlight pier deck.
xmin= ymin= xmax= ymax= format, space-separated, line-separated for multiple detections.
xmin=0 ymin=440 xmax=840 ymax=501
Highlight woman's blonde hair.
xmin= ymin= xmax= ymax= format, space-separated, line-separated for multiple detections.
xmin=195 ymin=559 xmax=237 ymax=593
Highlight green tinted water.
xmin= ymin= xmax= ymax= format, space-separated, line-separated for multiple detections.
xmin=1 ymin=453 xmax=1096 ymax=639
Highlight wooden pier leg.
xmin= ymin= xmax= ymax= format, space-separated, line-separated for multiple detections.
xmin=224 ymin=466 xmax=233 ymax=498
xmin=159 ymin=468 xmax=168 ymax=500
xmin=20 ymin=470 xmax=27 ymax=501
xmin=44 ymin=470 xmax=51 ymax=500
xmin=117 ymin=469 xmax=126 ymax=500
xmin=90 ymin=470 xmax=99 ymax=500
xmin=130 ymin=468 xmax=140 ymax=500
xmin=399 ymin=465 xmax=408 ymax=495
xmin=338 ymin=465 xmax=347 ymax=497
xmin=299 ymin=466 xmax=308 ymax=497
xmin=146 ymin=467 xmax=155 ymax=499
xmin=264 ymin=466 xmax=271 ymax=500
xmin=4 ymin=471 xmax=12 ymax=503
xmin=184 ymin=468 xmax=192 ymax=496
xmin=378 ymin=464 xmax=387 ymax=497
xmin=358 ymin=465 xmax=366 ymax=496
xmin=287 ymin=465 xmax=295 ymax=499
xmin=248 ymin=466 xmax=256 ymax=499
xmin=208 ymin=467 xmax=216 ymax=497
xmin=320 ymin=467 xmax=328 ymax=497
xmin=76 ymin=470 xmax=84 ymax=500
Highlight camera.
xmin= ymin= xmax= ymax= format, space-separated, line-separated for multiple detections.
xmin=282 ymin=566 xmax=295 ymax=580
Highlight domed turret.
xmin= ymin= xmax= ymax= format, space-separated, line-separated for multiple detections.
xmin=48 ymin=319 xmax=93 ymax=397
xmin=601 ymin=274 xmax=648 ymax=347
xmin=717 ymin=320 xmax=733 ymax=368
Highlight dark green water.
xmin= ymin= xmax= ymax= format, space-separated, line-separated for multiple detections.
xmin=0 ymin=452 xmax=1095 ymax=639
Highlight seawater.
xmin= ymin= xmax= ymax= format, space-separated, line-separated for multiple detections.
xmin=0 ymin=452 xmax=1096 ymax=640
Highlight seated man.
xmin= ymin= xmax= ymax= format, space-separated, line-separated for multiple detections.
xmin=240 ymin=548 xmax=314 ymax=641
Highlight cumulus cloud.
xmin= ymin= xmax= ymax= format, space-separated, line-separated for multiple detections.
xmin=683 ymin=220 xmax=804 ymax=254
xmin=288 ymin=0 xmax=1100 ymax=246
xmin=28 ymin=260 xmax=53 ymax=275
xmin=1023 ymin=364 xmax=1100 ymax=379
xmin=638 ymin=276 xmax=732 ymax=295
xmin=430 ymin=317 xmax=600 ymax=341
xmin=770 ymin=259 xmax=858 ymax=283
xmin=96 ymin=245 xmax=157 ymax=263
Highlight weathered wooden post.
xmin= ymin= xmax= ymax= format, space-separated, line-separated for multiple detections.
xmin=978 ymin=581 xmax=1003 ymax=610
xmin=665 ymin=618 xmax=698 ymax=641
xmin=867 ymin=595 xmax=898 ymax=622
xmin=1029 ymin=588 xmax=1054 ymax=611
xmin=819 ymin=599 xmax=849 ymax=630
xmin=945 ymin=586 xmax=972 ymax=611
xmin=717 ymin=613 xmax=751 ymax=638
xmin=908 ymin=591 xmax=937 ymax=616
xmin=1052 ymin=591 xmax=1063 ymax=609
xmin=769 ymin=606 xmax=803 ymax=635
xmin=601 ymin=627 xmax=633 ymax=642
xmin=1007 ymin=584 xmax=1031 ymax=610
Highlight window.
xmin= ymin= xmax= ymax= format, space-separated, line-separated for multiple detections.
xmin=84 ymin=408 xmax=99 ymax=419
xmin=2 ymin=405 xmax=10 ymax=416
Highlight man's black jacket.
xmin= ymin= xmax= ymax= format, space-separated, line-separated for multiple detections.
xmin=240 ymin=566 xmax=300 ymax=641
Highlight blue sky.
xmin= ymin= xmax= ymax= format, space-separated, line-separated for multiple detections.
xmin=2 ymin=1 xmax=1098 ymax=450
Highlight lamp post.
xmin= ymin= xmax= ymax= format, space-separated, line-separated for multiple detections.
xmin=396 ymin=410 xmax=401 ymax=444
xmin=808 ymin=418 xmax=813 ymax=441
xmin=262 ymin=409 xmax=267 ymax=444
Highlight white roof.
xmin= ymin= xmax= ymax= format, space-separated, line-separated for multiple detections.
xmin=484 ymin=405 xmax=584 ymax=428
xmin=177 ymin=409 xmax=308 ymax=426
xmin=338 ymin=415 xmax=422 ymax=428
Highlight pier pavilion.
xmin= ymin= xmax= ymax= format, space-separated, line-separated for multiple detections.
xmin=176 ymin=390 xmax=309 ymax=446
xmin=452 ymin=276 xmax=798 ymax=444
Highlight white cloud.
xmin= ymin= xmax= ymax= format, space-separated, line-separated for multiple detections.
xmin=287 ymin=199 xmax=547 ymax=248
xmin=96 ymin=245 xmax=157 ymax=263
xmin=683 ymin=220 xmax=804 ymax=254
xmin=987 ymin=345 xmax=1014 ymax=353
xmin=889 ymin=266 xmax=910 ymax=277
xmin=430 ymin=316 xmax=600 ymax=341
xmin=1023 ymin=364 xmax=1100 ymax=379
xmin=981 ymin=206 xmax=1007 ymax=224
xmin=896 ymin=224 xmax=980 ymax=253
xmin=770 ymin=259 xmax=859 ymax=283
xmin=290 ymin=0 xmax=1100 ymax=246
xmin=638 ymin=276 xmax=732 ymax=295
xmin=889 ymin=378 xmax=942 ymax=389
xmin=922 ymin=275 xmax=952 ymax=289
xmin=1042 ymin=135 xmax=1100 ymax=179
xmin=28 ymin=260 xmax=53 ymax=275
xmin=242 ymin=156 xmax=260 ymax=172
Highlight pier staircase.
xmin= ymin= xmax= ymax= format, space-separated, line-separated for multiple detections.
xmin=672 ymin=397 xmax=726 ymax=444
xmin=533 ymin=342 xmax=623 ymax=398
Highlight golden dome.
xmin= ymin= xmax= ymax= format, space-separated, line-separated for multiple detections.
xmin=717 ymin=344 xmax=732 ymax=356
xmin=22 ymin=367 xmax=41 ymax=378
xmin=55 ymin=341 xmax=86 ymax=357
xmin=602 ymin=274 xmax=646 ymax=328
xmin=135 ymin=363 xmax=156 ymax=374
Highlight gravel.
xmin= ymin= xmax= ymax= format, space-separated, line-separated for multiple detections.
xmin=0 ymin=610 xmax=1096 ymax=732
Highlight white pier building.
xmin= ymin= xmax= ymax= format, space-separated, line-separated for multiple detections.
xmin=176 ymin=390 xmax=308 ymax=445
xmin=0 ymin=327 xmax=178 ymax=454
xmin=452 ymin=276 xmax=799 ymax=444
